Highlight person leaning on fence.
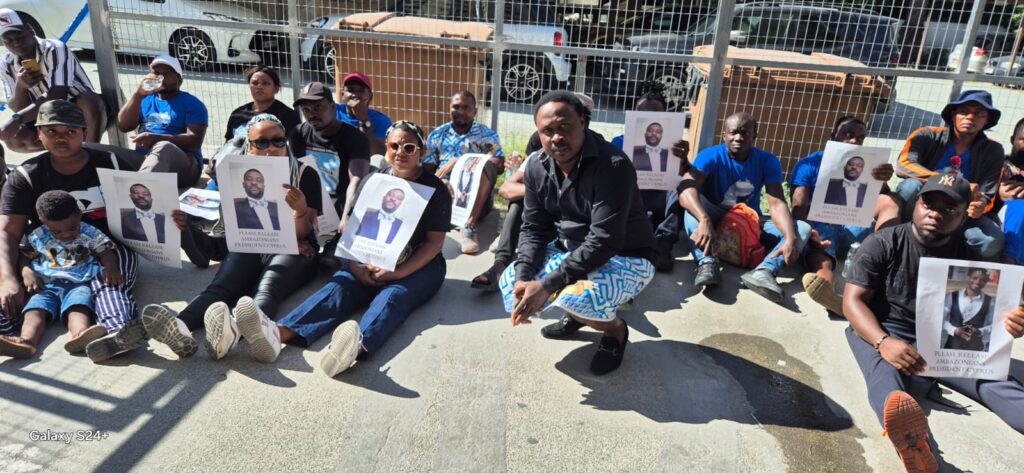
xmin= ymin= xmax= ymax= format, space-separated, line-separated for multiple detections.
xmin=501 ymin=91 xmax=658 ymax=376
xmin=0 ymin=8 xmax=107 ymax=153
xmin=336 ymin=72 xmax=392 ymax=157
xmin=894 ymin=90 xmax=1006 ymax=259
xmin=274 ymin=120 xmax=451 ymax=376
xmin=0 ymin=100 xmax=188 ymax=363
xmin=115 ymin=55 xmax=207 ymax=188
xmin=843 ymin=173 xmax=1024 ymax=473
xmin=679 ymin=112 xmax=810 ymax=303
xmin=790 ymin=116 xmax=901 ymax=317
xmin=139 ymin=114 xmax=323 ymax=363
xmin=423 ymin=91 xmax=505 ymax=254
xmin=223 ymin=65 xmax=300 ymax=142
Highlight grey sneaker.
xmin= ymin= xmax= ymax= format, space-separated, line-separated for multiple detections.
xmin=85 ymin=318 xmax=149 ymax=363
xmin=740 ymin=268 xmax=784 ymax=303
xmin=320 ymin=321 xmax=361 ymax=377
xmin=693 ymin=260 xmax=721 ymax=287
xmin=203 ymin=302 xmax=240 ymax=360
xmin=461 ymin=225 xmax=480 ymax=254
xmin=141 ymin=304 xmax=198 ymax=358
xmin=233 ymin=297 xmax=281 ymax=363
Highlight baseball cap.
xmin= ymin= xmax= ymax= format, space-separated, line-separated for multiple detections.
xmin=0 ymin=8 xmax=27 ymax=36
xmin=342 ymin=72 xmax=372 ymax=90
xmin=919 ymin=172 xmax=973 ymax=206
xmin=35 ymin=100 xmax=87 ymax=128
xmin=294 ymin=82 xmax=333 ymax=106
xmin=150 ymin=54 xmax=183 ymax=77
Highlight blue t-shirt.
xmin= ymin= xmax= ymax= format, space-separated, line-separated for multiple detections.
xmin=29 ymin=222 xmax=114 ymax=283
xmin=335 ymin=106 xmax=392 ymax=140
xmin=933 ymin=144 xmax=973 ymax=180
xmin=1002 ymin=199 xmax=1024 ymax=264
xmin=692 ymin=144 xmax=782 ymax=215
xmin=789 ymin=150 xmax=825 ymax=191
xmin=611 ymin=134 xmax=624 ymax=150
xmin=137 ymin=92 xmax=209 ymax=162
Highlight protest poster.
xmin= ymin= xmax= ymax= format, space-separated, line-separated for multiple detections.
xmin=449 ymin=153 xmax=488 ymax=227
xmin=299 ymin=155 xmax=341 ymax=243
xmin=178 ymin=188 xmax=221 ymax=221
xmin=622 ymin=111 xmax=687 ymax=190
xmin=336 ymin=173 xmax=433 ymax=271
xmin=216 ymin=155 xmax=298 ymax=255
xmin=917 ymin=258 xmax=1024 ymax=380
xmin=97 ymin=169 xmax=181 ymax=268
xmin=807 ymin=141 xmax=890 ymax=227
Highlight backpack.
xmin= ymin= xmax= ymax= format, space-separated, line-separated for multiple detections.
xmin=713 ymin=203 xmax=765 ymax=269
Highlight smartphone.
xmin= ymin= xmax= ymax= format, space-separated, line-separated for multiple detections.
xmin=20 ymin=59 xmax=40 ymax=72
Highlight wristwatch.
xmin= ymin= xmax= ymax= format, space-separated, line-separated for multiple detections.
xmin=361 ymin=120 xmax=373 ymax=129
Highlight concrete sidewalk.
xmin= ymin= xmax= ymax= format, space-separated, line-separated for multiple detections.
xmin=0 ymin=213 xmax=1022 ymax=472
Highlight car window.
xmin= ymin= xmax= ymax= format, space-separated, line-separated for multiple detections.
xmin=790 ymin=11 xmax=841 ymax=50
xmin=733 ymin=9 xmax=792 ymax=47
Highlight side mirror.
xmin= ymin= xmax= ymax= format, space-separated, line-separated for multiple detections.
xmin=729 ymin=30 xmax=748 ymax=44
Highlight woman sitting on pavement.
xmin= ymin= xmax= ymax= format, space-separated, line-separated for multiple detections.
xmin=142 ymin=113 xmax=324 ymax=362
xmin=255 ymin=120 xmax=451 ymax=375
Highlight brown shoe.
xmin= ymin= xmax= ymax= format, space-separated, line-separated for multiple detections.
xmin=64 ymin=325 xmax=108 ymax=354
xmin=883 ymin=391 xmax=938 ymax=473
xmin=802 ymin=273 xmax=845 ymax=316
xmin=0 ymin=335 xmax=37 ymax=359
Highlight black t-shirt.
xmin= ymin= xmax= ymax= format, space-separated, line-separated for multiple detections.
xmin=847 ymin=223 xmax=972 ymax=336
xmin=224 ymin=100 xmax=301 ymax=141
xmin=1 ymin=148 xmax=134 ymax=237
xmin=288 ymin=122 xmax=370 ymax=208
xmin=296 ymin=165 xmax=324 ymax=247
xmin=350 ymin=167 xmax=452 ymax=255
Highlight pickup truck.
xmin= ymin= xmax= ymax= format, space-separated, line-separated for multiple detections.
xmin=301 ymin=14 xmax=571 ymax=103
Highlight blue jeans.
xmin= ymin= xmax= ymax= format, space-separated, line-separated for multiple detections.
xmin=896 ymin=178 xmax=1006 ymax=258
xmin=278 ymin=256 xmax=446 ymax=354
xmin=682 ymin=194 xmax=811 ymax=275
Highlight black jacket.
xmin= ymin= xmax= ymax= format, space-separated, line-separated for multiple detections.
xmin=896 ymin=126 xmax=1005 ymax=205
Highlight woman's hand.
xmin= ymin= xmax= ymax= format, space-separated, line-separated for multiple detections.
xmin=283 ymin=184 xmax=308 ymax=213
xmin=366 ymin=263 xmax=403 ymax=284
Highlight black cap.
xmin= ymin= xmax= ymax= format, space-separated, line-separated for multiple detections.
xmin=919 ymin=173 xmax=973 ymax=205
xmin=293 ymin=82 xmax=333 ymax=107
xmin=36 ymin=100 xmax=87 ymax=128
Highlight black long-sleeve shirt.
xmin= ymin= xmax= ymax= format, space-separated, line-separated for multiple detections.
xmin=515 ymin=130 xmax=658 ymax=294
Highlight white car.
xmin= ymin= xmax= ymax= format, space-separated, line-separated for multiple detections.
xmin=1 ymin=0 xmax=269 ymax=71
xmin=948 ymin=44 xmax=990 ymax=73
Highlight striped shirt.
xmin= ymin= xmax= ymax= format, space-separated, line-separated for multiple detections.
xmin=0 ymin=37 xmax=95 ymax=103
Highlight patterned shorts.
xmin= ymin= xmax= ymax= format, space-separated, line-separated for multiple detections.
xmin=499 ymin=245 xmax=655 ymax=321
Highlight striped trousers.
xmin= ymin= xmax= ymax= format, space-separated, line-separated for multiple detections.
xmin=0 ymin=244 xmax=138 ymax=335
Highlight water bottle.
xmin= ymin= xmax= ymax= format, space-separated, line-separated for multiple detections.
xmin=141 ymin=75 xmax=164 ymax=92
xmin=842 ymin=242 xmax=861 ymax=279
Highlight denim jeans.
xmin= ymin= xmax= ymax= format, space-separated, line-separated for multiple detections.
xmin=682 ymin=194 xmax=811 ymax=275
xmin=278 ymin=256 xmax=446 ymax=354
xmin=896 ymin=179 xmax=1006 ymax=258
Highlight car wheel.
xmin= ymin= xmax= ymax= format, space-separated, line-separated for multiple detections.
xmin=17 ymin=13 xmax=44 ymax=38
xmin=502 ymin=56 xmax=547 ymax=103
xmin=322 ymin=42 xmax=337 ymax=82
xmin=171 ymin=29 xmax=216 ymax=71
xmin=649 ymin=67 xmax=687 ymax=111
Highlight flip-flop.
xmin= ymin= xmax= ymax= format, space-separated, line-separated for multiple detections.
xmin=64 ymin=325 xmax=108 ymax=354
xmin=0 ymin=335 xmax=37 ymax=359
xmin=470 ymin=266 xmax=502 ymax=292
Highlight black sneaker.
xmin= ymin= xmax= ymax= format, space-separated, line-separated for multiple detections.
xmin=590 ymin=322 xmax=628 ymax=375
xmin=654 ymin=239 xmax=675 ymax=272
xmin=693 ymin=260 xmax=721 ymax=287
xmin=85 ymin=318 xmax=149 ymax=363
xmin=540 ymin=313 xmax=584 ymax=339
xmin=740 ymin=268 xmax=784 ymax=303
xmin=181 ymin=221 xmax=210 ymax=268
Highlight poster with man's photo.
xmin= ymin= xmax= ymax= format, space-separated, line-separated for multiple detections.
xmin=336 ymin=173 xmax=434 ymax=271
xmin=449 ymin=153 xmax=488 ymax=227
xmin=216 ymin=155 xmax=299 ymax=255
xmin=299 ymin=155 xmax=341 ymax=243
xmin=916 ymin=258 xmax=1024 ymax=380
xmin=622 ymin=111 xmax=688 ymax=191
xmin=807 ymin=141 xmax=890 ymax=227
xmin=97 ymin=169 xmax=181 ymax=268
xmin=178 ymin=188 xmax=221 ymax=221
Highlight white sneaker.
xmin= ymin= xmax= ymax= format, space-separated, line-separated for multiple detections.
xmin=203 ymin=302 xmax=240 ymax=360
xmin=233 ymin=296 xmax=281 ymax=363
xmin=320 ymin=321 xmax=361 ymax=377
xmin=141 ymin=304 xmax=197 ymax=358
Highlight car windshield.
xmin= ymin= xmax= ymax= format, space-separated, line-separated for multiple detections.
xmin=689 ymin=15 xmax=717 ymax=35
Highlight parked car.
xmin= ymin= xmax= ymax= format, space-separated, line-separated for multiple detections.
xmin=0 ymin=0 xmax=271 ymax=71
xmin=606 ymin=4 xmax=902 ymax=111
xmin=984 ymin=55 xmax=1024 ymax=88
xmin=302 ymin=13 xmax=571 ymax=104
xmin=919 ymin=21 xmax=1011 ymax=67
xmin=947 ymin=44 xmax=989 ymax=73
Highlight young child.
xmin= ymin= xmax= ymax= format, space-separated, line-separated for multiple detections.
xmin=0 ymin=190 xmax=123 ymax=358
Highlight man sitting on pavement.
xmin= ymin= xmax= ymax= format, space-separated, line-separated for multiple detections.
xmin=679 ymin=112 xmax=810 ymax=303
xmin=424 ymin=91 xmax=505 ymax=254
xmin=843 ymin=172 xmax=1024 ymax=472
xmin=335 ymin=72 xmax=392 ymax=157
xmin=895 ymin=90 xmax=1006 ymax=259
xmin=790 ymin=116 xmax=900 ymax=316
xmin=0 ymin=8 xmax=107 ymax=152
xmin=115 ymin=55 xmax=207 ymax=188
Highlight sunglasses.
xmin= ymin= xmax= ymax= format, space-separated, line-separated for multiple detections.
xmin=250 ymin=138 xmax=288 ymax=150
xmin=388 ymin=142 xmax=420 ymax=154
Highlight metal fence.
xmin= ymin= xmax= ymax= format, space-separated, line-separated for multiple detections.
xmin=69 ymin=0 xmax=1024 ymax=175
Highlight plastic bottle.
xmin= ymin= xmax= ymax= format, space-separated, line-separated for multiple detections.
xmin=141 ymin=75 xmax=164 ymax=92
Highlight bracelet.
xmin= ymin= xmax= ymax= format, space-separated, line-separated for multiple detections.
xmin=873 ymin=335 xmax=889 ymax=350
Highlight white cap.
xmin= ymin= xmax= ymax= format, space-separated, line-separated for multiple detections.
xmin=0 ymin=8 xmax=27 ymax=36
xmin=150 ymin=54 xmax=183 ymax=77
xmin=574 ymin=92 xmax=595 ymax=113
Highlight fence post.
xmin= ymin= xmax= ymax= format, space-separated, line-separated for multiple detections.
xmin=287 ymin=0 xmax=302 ymax=96
xmin=86 ymin=0 xmax=127 ymax=148
xmin=490 ymin=0 xmax=505 ymax=132
xmin=950 ymin=0 xmax=988 ymax=99
xmin=697 ymin=0 xmax=736 ymax=152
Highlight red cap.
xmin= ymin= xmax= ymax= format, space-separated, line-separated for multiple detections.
xmin=342 ymin=72 xmax=372 ymax=90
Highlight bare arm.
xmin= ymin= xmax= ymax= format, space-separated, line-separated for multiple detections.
xmin=337 ymin=161 xmax=370 ymax=234
xmin=97 ymin=248 xmax=123 ymax=286
xmin=117 ymin=90 xmax=146 ymax=132
xmin=790 ymin=186 xmax=812 ymax=221
xmin=844 ymin=283 xmax=926 ymax=375
xmin=498 ymin=169 xmax=525 ymax=201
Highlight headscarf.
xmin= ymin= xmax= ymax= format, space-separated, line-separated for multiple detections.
xmin=244 ymin=113 xmax=300 ymax=187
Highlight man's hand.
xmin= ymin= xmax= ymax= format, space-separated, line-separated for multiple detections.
xmin=0 ymin=276 xmax=26 ymax=317
xmin=135 ymin=74 xmax=162 ymax=96
xmin=769 ymin=238 xmax=800 ymax=265
xmin=510 ymin=280 xmax=550 ymax=326
xmin=878 ymin=337 xmax=926 ymax=376
xmin=871 ymin=163 xmax=894 ymax=182
xmin=345 ymin=94 xmax=369 ymax=121
xmin=129 ymin=132 xmax=160 ymax=149
xmin=505 ymin=151 xmax=523 ymax=172
xmin=671 ymin=139 xmax=691 ymax=176
xmin=0 ymin=119 xmax=22 ymax=141
xmin=1005 ymin=307 xmax=1024 ymax=338
xmin=102 ymin=267 xmax=124 ymax=287
xmin=806 ymin=229 xmax=832 ymax=251
xmin=283 ymin=184 xmax=308 ymax=212
xmin=15 ymin=68 xmax=45 ymax=90
xmin=690 ymin=216 xmax=716 ymax=255
xmin=954 ymin=325 xmax=975 ymax=341
xmin=171 ymin=210 xmax=188 ymax=232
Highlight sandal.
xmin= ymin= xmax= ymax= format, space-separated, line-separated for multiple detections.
xmin=64 ymin=325 xmax=108 ymax=354
xmin=471 ymin=263 xmax=505 ymax=292
xmin=0 ymin=335 xmax=37 ymax=359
